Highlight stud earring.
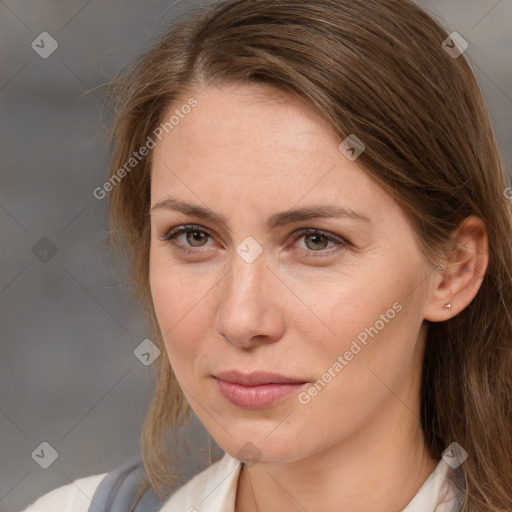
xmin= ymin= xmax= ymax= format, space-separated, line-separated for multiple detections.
xmin=444 ymin=303 xmax=451 ymax=310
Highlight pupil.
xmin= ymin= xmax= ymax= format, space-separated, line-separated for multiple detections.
xmin=188 ymin=230 xmax=205 ymax=245
xmin=307 ymin=234 xmax=327 ymax=250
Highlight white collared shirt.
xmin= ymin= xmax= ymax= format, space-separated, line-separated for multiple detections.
xmin=23 ymin=452 xmax=463 ymax=511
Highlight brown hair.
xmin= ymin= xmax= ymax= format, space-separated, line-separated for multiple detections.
xmin=104 ymin=0 xmax=512 ymax=510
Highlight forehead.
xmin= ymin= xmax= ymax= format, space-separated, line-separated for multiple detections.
xmin=153 ymin=83 xmax=337 ymax=164
xmin=150 ymin=84 xmax=396 ymax=222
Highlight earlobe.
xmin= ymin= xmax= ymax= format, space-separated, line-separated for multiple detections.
xmin=424 ymin=216 xmax=489 ymax=322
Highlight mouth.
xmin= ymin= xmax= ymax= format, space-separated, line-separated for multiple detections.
xmin=212 ymin=370 xmax=308 ymax=409
xmin=213 ymin=370 xmax=307 ymax=386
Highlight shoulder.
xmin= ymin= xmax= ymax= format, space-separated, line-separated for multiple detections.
xmin=22 ymin=473 xmax=107 ymax=512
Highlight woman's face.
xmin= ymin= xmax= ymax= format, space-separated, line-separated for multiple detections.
xmin=149 ymin=83 xmax=436 ymax=465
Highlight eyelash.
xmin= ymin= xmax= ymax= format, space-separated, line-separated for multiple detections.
xmin=159 ymin=224 xmax=348 ymax=258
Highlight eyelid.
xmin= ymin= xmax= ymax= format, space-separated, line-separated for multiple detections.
xmin=288 ymin=228 xmax=348 ymax=245
xmin=159 ymin=224 xmax=212 ymax=241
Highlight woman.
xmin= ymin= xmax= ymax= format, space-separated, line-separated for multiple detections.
xmin=24 ymin=0 xmax=512 ymax=510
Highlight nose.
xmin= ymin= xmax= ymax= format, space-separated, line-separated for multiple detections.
xmin=214 ymin=254 xmax=286 ymax=350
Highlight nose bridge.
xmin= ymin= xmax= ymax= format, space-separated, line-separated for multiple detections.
xmin=215 ymin=249 xmax=284 ymax=346
xmin=223 ymin=251 xmax=269 ymax=317
xmin=224 ymin=231 xmax=270 ymax=302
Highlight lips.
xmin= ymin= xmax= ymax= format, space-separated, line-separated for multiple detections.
xmin=213 ymin=370 xmax=307 ymax=386
xmin=213 ymin=370 xmax=308 ymax=409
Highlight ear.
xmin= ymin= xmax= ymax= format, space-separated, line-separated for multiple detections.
xmin=424 ymin=215 xmax=489 ymax=322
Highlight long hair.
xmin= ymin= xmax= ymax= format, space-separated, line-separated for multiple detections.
xmin=104 ymin=1 xmax=512 ymax=509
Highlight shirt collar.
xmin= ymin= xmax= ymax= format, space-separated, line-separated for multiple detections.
xmin=402 ymin=458 xmax=464 ymax=511
xmin=160 ymin=452 xmax=463 ymax=511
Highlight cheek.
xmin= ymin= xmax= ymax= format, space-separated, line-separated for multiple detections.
xmin=148 ymin=257 xmax=242 ymax=431
xmin=290 ymin=265 xmax=402 ymax=346
xmin=308 ymin=266 xmax=425 ymax=407
xmin=149 ymin=257 xmax=219 ymax=381
xmin=305 ymin=254 xmax=425 ymax=374
xmin=292 ymin=282 xmax=423 ymax=446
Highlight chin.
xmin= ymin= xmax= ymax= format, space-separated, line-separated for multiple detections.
xmin=211 ymin=431 xmax=308 ymax=466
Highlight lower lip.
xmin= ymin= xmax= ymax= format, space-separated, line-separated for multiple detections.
xmin=215 ymin=378 xmax=306 ymax=409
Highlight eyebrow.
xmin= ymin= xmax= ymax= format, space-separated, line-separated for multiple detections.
xmin=150 ymin=197 xmax=372 ymax=231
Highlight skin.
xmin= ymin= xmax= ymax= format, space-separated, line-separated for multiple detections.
xmin=149 ymin=83 xmax=488 ymax=512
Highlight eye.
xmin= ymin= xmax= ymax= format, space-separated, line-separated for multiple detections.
xmin=159 ymin=224 xmax=213 ymax=254
xmin=159 ymin=224 xmax=348 ymax=258
xmin=288 ymin=228 xmax=347 ymax=257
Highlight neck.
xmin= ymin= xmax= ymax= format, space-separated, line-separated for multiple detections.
xmin=235 ymin=384 xmax=438 ymax=512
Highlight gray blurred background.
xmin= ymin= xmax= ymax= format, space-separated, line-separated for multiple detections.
xmin=1 ymin=1 xmax=510 ymax=510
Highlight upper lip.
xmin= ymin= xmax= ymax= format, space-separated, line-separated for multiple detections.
xmin=213 ymin=370 xmax=307 ymax=386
